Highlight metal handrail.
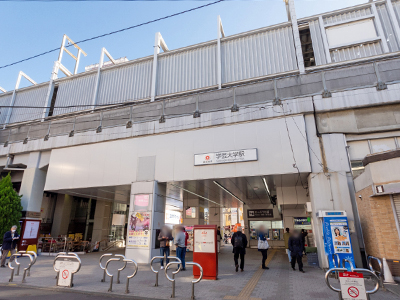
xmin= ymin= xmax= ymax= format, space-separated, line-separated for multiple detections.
xmin=165 ymin=258 xmax=182 ymax=298
xmin=341 ymin=259 xmax=354 ymax=271
xmin=53 ymin=254 xmax=82 ymax=287
xmin=367 ymin=256 xmax=385 ymax=290
xmin=105 ymin=258 xmax=120 ymax=292
xmin=124 ymin=259 xmax=138 ymax=294
xmin=186 ymin=262 xmax=203 ymax=300
xmin=325 ymin=267 xmax=380 ymax=297
xmin=99 ymin=253 xmax=112 ymax=282
xmin=8 ymin=253 xmax=33 ymax=283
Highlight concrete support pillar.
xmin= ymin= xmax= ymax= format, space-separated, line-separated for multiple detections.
xmin=305 ymin=115 xmax=363 ymax=268
xmin=51 ymin=194 xmax=73 ymax=237
xmin=19 ymin=152 xmax=47 ymax=214
xmin=92 ymin=200 xmax=112 ymax=243
xmin=125 ymin=181 xmax=166 ymax=263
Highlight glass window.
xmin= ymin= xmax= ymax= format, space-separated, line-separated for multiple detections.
xmin=271 ymin=221 xmax=283 ymax=229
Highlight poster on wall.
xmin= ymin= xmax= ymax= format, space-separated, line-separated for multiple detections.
xmin=127 ymin=211 xmax=151 ymax=248
xmin=331 ymin=220 xmax=352 ymax=254
xmin=194 ymin=229 xmax=215 ymax=253
xmin=23 ymin=221 xmax=40 ymax=239
xmin=133 ymin=194 xmax=151 ymax=211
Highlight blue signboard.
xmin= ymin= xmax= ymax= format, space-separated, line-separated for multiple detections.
xmin=323 ymin=216 xmax=355 ymax=270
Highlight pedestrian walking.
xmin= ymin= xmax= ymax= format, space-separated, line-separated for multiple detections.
xmin=283 ymin=228 xmax=291 ymax=263
xmin=174 ymin=226 xmax=186 ymax=271
xmin=1 ymin=225 xmax=19 ymax=268
xmin=231 ymin=226 xmax=247 ymax=272
xmin=257 ymin=225 xmax=270 ymax=269
xmin=158 ymin=225 xmax=173 ymax=270
xmin=288 ymin=230 xmax=305 ymax=273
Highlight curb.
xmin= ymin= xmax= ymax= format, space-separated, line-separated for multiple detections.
xmin=0 ymin=282 xmax=164 ymax=300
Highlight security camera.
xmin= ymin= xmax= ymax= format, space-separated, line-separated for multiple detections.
xmin=358 ymin=195 xmax=362 ymax=199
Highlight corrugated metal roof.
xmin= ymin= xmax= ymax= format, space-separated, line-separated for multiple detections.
xmin=309 ymin=19 xmax=328 ymax=66
xmin=323 ymin=7 xmax=372 ymax=25
xmin=330 ymin=42 xmax=383 ymax=63
xmin=376 ymin=3 xmax=400 ymax=52
xmin=221 ymin=25 xmax=297 ymax=84
xmin=97 ymin=58 xmax=153 ymax=105
xmin=156 ymin=43 xmax=217 ymax=95
xmin=9 ymin=85 xmax=48 ymax=124
xmin=53 ymin=73 xmax=96 ymax=116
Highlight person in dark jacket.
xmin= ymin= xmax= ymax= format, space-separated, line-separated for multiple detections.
xmin=158 ymin=225 xmax=173 ymax=270
xmin=257 ymin=225 xmax=270 ymax=270
xmin=288 ymin=230 xmax=305 ymax=273
xmin=1 ymin=225 xmax=19 ymax=267
xmin=231 ymin=226 xmax=248 ymax=272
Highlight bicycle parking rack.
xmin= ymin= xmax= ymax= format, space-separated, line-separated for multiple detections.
xmin=8 ymin=253 xmax=34 ymax=283
xmin=105 ymin=257 xmax=120 ymax=292
xmin=99 ymin=253 xmax=113 ymax=282
xmin=186 ymin=262 xmax=203 ymax=300
xmin=165 ymin=258 xmax=182 ymax=298
xmin=99 ymin=254 xmax=127 ymax=284
xmin=368 ymin=256 xmax=385 ymax=291
xmin=18 ymin=250 xmax=37 ymax=277
xmin=124 ymin=258 xmax=138 ymax=294
xmin=150 ymin=254 xmax=166 ymax=287
xmin=53 ymin=254 xmax=81 ymax=287
xmin=325 ymin=262 xmax=380 ymax=300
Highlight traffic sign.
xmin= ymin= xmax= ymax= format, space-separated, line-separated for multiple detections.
xmin=339 ymin=272 xmax=367 ymax=300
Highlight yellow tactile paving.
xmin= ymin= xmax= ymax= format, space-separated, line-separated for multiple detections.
xmin=224 ymin=249 xmax=276 ymax=300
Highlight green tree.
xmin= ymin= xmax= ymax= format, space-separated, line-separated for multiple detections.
xmin=0 ymin=173 xmax=23 ymax=244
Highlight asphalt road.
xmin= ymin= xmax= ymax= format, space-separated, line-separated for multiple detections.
xmin=0 ymin=284 xmax=160 ymax=300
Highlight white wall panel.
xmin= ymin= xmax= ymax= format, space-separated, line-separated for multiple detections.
xmin=376 ymin=3 xmax=400 ymax=52
xmin=44 ymin=116 xmax=311 ymax=191
xmin=221 ymin=26 xmax=297 ymax=83
xmin=323 ymin=7 xmax=372 ymax=25
xmin=156 ymin=44 xmax=217 ymax=95
xmin=331 ymin=42 xmax=382 ymax=63
xmin=9 ymin=85 xmax=48 ymax=123
xmin=309 ymin=19 xmax=328 ymax=65
xmin=97 ymin=59 xmax=152 ymax=105
xmin=53 ymin=73 xmax=96 ymax=116
xmin=0 ymin=93 xmax=12 ymax=125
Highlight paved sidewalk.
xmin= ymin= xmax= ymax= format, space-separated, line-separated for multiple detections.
xmin=0 ymin=245 xmax=398 ymax=300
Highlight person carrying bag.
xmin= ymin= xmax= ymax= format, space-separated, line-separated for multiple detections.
xmin=257 ymin=225 xmax=270 ymax=270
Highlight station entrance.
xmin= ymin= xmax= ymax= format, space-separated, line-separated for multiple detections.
xmin=41 ymin=171 xmax=313 ymax=257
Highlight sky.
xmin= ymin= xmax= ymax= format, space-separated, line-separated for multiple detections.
xmin=0 ymin=0 xmax=367 ymax=91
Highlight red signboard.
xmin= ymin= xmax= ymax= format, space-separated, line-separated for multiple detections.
xmin=193 ymin=225 xmax=218 ymax=280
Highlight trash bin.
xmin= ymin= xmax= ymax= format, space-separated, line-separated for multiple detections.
xmin=305 ymin=247 xmax=319 ymax=267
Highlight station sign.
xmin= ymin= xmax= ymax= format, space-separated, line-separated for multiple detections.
xmin=294 ymin=217 xmax=312 ymax=229
xmin=194 ymin=148 xmax=257 ymax=166
xmin=247 ymin=209 xmax=273 ymax=218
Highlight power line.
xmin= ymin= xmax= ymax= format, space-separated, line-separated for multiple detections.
xmin=0 ymin=0 xmax=225 ymax=70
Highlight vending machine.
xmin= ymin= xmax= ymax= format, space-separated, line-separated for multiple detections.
xmin=317 ymin=211 xmax=355 ymax=269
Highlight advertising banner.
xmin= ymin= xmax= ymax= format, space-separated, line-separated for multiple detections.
xmin=323 ymin=216 xmax=355 ymax=269
xmin=127 ymin=211 xmax=151 ymax=248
